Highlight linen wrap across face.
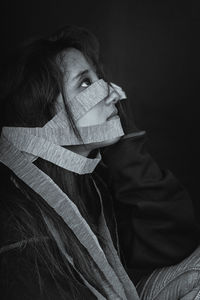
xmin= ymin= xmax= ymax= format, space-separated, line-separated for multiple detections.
xmin=0 ymin=79 xmax=140 ymax=300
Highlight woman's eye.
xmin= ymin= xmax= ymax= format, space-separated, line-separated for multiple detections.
xmin=80 ymin=78 xmax=92 ymax=88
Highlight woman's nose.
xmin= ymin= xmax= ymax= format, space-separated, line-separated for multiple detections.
xmin=105 ymin=90 xmax=120 ymax=106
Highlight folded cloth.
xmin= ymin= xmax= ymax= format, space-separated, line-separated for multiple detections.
xmin=137 ymin=245 xmax=200 ymax=300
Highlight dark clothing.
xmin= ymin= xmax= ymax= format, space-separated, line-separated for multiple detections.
xmin=0 ymin=169 xmax=98 ymax=300
xmin=99 ymin=133 xmax=199 ymax=283
xmin=0 ymin=133 xmax=199 ymax=299
xmin=0 ymin=241 xmax=96 ymax=300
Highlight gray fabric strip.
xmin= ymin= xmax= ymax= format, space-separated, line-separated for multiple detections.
xmin=43 ymin=109 xmax=72 ymax=128
xmin=42 ymin=214 xmax=107 ymax=300
xmin=3 ymin=117 xmax=124 ymax=146
xmin=93 ymin=179 xmax=140 ymax=300
xmin=44 ymin=212 xmax=122 ymax=299
xmin=0 ymin=138 xmax=129 ymax=299
xmin=1 ymin=134 xmax=101 ymax=174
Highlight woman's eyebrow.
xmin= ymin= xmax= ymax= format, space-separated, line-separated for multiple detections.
xmin=73 ymin=70 xmax=89 ymax=81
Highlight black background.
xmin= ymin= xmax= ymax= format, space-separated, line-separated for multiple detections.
xmin=0 ymin=0 xmax=199 ymax=217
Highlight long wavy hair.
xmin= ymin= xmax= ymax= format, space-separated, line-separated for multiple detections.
xmin=0 ymin=25 xmax=120 ymax=299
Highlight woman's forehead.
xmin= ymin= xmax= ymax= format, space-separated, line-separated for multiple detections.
xmin=62 ymin=48 xmax=92 ymax=79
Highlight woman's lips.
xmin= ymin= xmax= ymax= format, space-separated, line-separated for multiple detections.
xmin=106 ymin=113 xmax=119 ymax=121
xmin=106 ymin=109 xmax=118 ymax=121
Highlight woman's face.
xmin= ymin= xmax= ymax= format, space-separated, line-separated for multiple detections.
xmin=58 ymin=48 xmax=122 ymax=156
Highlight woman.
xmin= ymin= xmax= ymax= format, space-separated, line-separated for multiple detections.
xmin=0 ymin=25 xmax=199 ymax=299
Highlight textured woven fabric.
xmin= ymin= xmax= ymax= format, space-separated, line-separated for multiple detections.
xmin=3 ymin=117 xmax=123 ymax=146
xmin=137 ymin=245 xmax=200 ymax=300
xmin=1 ymin=134 xmax=101 ymax=174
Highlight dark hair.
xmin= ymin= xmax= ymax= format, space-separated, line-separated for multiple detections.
xmin=0 ymin=25 xmax=114 ymax=298
xmin=0 ymin=25 xmax=105 ymax=128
